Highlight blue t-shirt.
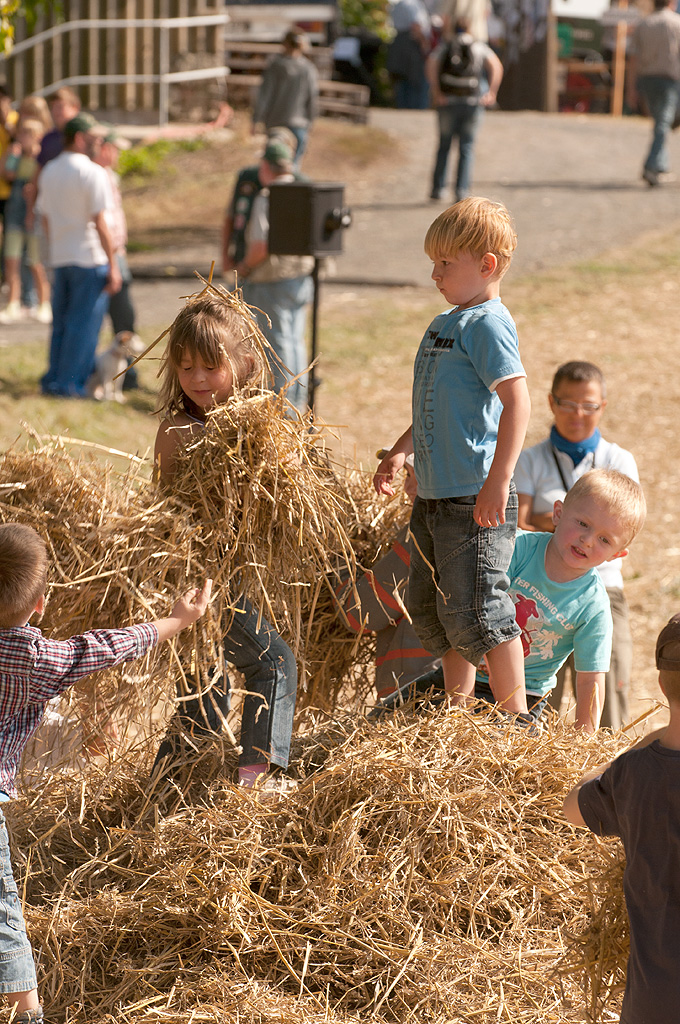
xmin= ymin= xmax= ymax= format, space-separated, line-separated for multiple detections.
xmin=477 ymin=531 xmax=612 ymax=697
xmin=412 ymin=298 xmax=525 ymax=498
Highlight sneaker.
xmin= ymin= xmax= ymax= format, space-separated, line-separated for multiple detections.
xmin=0 ymin=301 xmax=22 ymax=323
xmin=642 ymin=168 xmax=660 ymax=187
xmin=255 ymin=774 xmax=298 ymax=798
xmin=32 ymin=302 xmax=52 ymax=324
xmin=429 ymin=189 xmax=443 ymax=201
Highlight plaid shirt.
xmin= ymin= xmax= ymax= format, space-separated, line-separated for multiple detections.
xmin=0 ymin=622 xmax=158 ymax=799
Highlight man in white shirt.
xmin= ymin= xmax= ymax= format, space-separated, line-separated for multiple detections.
xmin=36 ymin=112 xmax=121 ymax=397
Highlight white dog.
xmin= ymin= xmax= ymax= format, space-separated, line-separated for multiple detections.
xmin=87 ymin=331 xmax=146 ymax=402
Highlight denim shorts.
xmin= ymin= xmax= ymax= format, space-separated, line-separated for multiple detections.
xmin=408 ymin=489 xmax=520 ymax=665
xmin=0 ymin=811 xmax=37 ymax=993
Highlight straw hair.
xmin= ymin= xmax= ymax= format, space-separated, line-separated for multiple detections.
xmin=156 ymin=292 xmax=268 ymax=416
xmin=0 ymin=523 xmax=47 ymax=627
xmin=563 ymin=469 xmax=647 ymax=545
xmin=552 ymin=360 xmax=607 ymax=398
xmin=424 ymin=196 xmax=517 ymax=276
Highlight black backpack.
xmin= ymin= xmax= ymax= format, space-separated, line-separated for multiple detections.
xmin=438 ymin=35 xmax=480 ymax=97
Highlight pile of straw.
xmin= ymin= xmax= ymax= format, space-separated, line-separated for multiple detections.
xmin=7 ymin=706 xmax=627 ymax=1023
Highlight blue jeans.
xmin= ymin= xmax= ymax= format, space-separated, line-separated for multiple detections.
xmin=638 ymin=75 xmax=680 ymax=173
xmin=153 ymin=597 xmax=297 ymax=773
xmin=242 ymin=275 xmax=313 ymax=411
xmin=41 ymin=264 xmax=109 ymax=396
xmin=431 ymin=102 xmax=482 ymax=199
xmin=408 ymin=491 xmax=520 ymax=665
xmin=0 ymin=811 xmax=37 ymax=994
xmin=288 ymin=125 xmax=308 ymax=168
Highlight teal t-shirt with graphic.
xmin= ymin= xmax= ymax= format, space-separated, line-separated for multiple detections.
xmin=477 ymin=531 xmax=613 ymax=697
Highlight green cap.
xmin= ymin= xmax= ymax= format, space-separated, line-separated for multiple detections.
xmin=63 ymin=112 xmax=107 ymax=140
xmin=263 ymin=138 xmax=293 ymax=169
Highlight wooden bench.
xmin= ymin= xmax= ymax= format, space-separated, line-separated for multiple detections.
xmin=225 ymin=73 xmax=370 ymax=124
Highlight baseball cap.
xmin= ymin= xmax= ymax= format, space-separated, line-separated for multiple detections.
xmin=656 ymin=613 xmax=680 ymax=670
xmin=103 ymin=127 xmax=132 ymax=150
xmin=63 ymin=112 xmax=107 ymax=141
xmin=263 ymin=138 xmax=293 ymax=169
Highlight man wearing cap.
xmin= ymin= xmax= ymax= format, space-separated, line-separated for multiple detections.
xmin=563 ymin=613 xmax=680 ymax=1024
xmin=36 ymin=113 xmax=121 ymax=397
xmin=239 ymin=138 xmax=314 ymax=412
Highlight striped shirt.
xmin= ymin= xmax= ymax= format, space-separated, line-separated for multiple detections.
xmin=0 ymin=622 xmax=158 ymax=799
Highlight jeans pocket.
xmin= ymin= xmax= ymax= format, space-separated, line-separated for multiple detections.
xmin=1 ymin=875 xmax=24 ymax=933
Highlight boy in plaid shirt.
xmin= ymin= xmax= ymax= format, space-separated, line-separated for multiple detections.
xmin=0 ymin=523 xmax=211 ymax=1023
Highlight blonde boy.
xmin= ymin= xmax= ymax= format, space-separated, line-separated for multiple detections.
xmin=0 ymin=523 xmax=210 ymax=1023
xmin=482 ymin=469 xmax=646 ymax=731
xmin=563 ymin=611 xmax=680 ymax=1021
xmin=374 ymin=197 xmax=531 ymax=713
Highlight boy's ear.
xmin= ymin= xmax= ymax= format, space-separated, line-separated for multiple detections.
xmin=32 ymin=594 xmax=45 ymax=620
xmin=552 ymin=499 xmax=563 ymax=526
xmin=606 ymin=547 xmax=629 ymax=562
xmin=480 ymin=252 xmax=498 ymax=277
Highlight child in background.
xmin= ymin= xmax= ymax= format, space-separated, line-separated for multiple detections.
xmin=374 ymin=197 xmax=531 ymax=715
xmin=0 ymin=522 xmax=210 ymax=1024
xmin=0 ymin=119 xmax=51 ymax=323
xmin=481 ymin=469 xmax=646 ymax=731
xmin=0 ymin=87 xmax=13 ymax=257
xmin=563 ymin=611 xmax=680 ymax=1023
xmin=515 ymin=361 xmax=639 ymax=729
xmin=152 ymin=293 xmax=298 ymax=793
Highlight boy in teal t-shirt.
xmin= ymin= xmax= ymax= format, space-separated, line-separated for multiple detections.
xmin=479 ymin=468 xmax=646 ymax=731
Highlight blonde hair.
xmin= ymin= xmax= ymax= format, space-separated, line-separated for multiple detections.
xmin=563 ymin=469 xmax=646 ymax=546
xmin=424 ymin=196 xmax=517 ymax=278
xmin=17 ymin=118 xmax=45 ymax=143
xmin=156 ymin=294 xmax=267 ymax=416
xmin=18 ymin=94 xmax=53 ymax=133
xmin=0 ymin=524 xmax=47 ymax=628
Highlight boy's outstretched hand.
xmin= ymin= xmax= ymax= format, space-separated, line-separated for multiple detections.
xmin=153 ymin=580 xmax=213 ymax=643
xmin=374 ymin=451 xmax=406 ymax=496
xmin=172 ymin=580 xmax=213 ymax=624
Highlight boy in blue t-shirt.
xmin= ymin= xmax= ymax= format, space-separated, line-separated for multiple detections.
xmin=374 ymin=197 xmax=531 ymax=714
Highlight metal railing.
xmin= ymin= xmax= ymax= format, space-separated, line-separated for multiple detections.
xmin=3 ymin=13 xmax=230 ymax=126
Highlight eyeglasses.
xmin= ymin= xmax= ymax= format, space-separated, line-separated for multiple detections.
xmin=551 ymin=396 xmax=602 ymax=414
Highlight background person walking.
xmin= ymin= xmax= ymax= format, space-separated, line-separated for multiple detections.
xmin=427 ymin=18 xmax=503 ymax=202
xmin=627 ymin=0 xmax=680 ymax=187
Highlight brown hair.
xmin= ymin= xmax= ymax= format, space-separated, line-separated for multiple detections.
xmin=551 ymin=360 xmax=606 ymax=398
xmin=424 ymin=197 xmax=517 ymax=278
xmin=0 ymin=524 xmax=48 ymax=628
xmin=156 ymin=293 xmax=268 ymax=416
xmin=562 ymin=469 xmax=646 ymax=546
xmin=47 ymin=86 xmax=81 ymax=108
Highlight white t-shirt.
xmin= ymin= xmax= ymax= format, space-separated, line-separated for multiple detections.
xmin=514 ymin=436 xmax=639 ymax=590
xmin=36 ymin=150 xmax=111 ymax=268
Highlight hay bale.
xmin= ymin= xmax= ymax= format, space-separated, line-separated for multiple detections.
xmin=7 ymin=707 xmax=628 ymax=1023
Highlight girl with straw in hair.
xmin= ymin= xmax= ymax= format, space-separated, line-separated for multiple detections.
xmin=152 ymin=291 xmax=298 ymax=794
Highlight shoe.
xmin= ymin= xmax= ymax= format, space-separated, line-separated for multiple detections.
xmin=256 ymin=774 xmax=298 ymax=798
xmin=642 ymin=168 xmax=660 ymax=186
xmin=429 ymin=190 xmax=443 ymax=201
xmin=0 ymin=301 xmax=22 ymax=323
xmin=32 ymin=302 xmax=52 ymax=324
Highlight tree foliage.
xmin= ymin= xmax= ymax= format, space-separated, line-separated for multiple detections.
xmin=339 ymin=0 xmax=391 ymax=39
xmin=0 ymin=0 xmax=57 ymax=53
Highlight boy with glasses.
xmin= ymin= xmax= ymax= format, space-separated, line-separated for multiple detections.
xmin=514 ymin=361 xmax=639 ymax=729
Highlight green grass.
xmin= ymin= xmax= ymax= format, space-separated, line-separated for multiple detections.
xmin=118 ymin=138 xmax=207 ymax=181
xmin=0 ymin=336 xmax=160 ymax=470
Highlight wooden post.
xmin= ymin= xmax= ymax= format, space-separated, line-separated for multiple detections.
xmin=610 ymin=1 xmax=629 ymax=117
xmin=125 ymin=0 xmax=136 ymax=111
xmin=142 ymin=0 xmax=154 ymax=110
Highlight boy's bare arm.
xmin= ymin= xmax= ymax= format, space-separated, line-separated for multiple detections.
xmin=574 ymin=671 xmax=605 ymax=732
xmin=373 ymin=426 xmax=414 ymax=496
xmin=474 ymin=376 xmax=531 ymax=528
xmin=563 ymin=726 xmax=668 ymax=825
